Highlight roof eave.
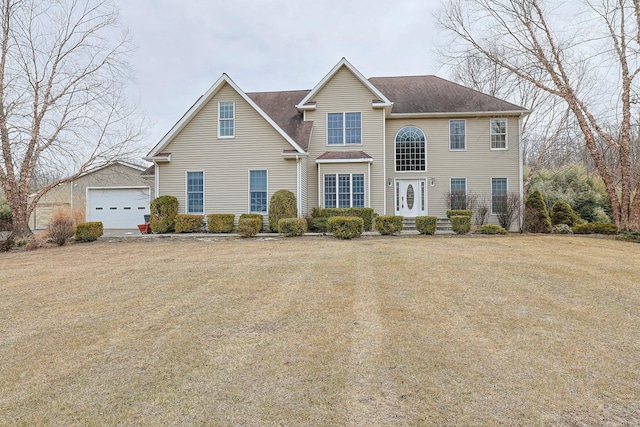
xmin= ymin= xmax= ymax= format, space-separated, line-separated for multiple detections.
xmin=315 ymin=158 xmax=374 ymax=164
xmin=282 ymin=151 xmax=310 ymax=158
xmin=388 ymin=110 xmax=530 ymax=119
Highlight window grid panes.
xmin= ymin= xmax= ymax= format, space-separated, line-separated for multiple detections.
xmin=219 ymin=102 xmax=234 ymax=137
xmin=327 ymin=112 xmax=361 ymax=145
xmin=450 ymin=120 xmax=466 ymax=150
xmin=450 ymin=178 xmax=467 ymax=210
xmin=250 ymin=170 xmax=267 ymax=213
xmin=324 ymin=174 xmax=364 ymax=208
xmin=395 ymin=126 xmax=426 ymax=171
xmin=491 ymin=119 xmax=507 ymax=149
xmin=187 ymin=171 xmax=204 ymax=214
xmin=491 ymin=178 xmax=507 ymax=214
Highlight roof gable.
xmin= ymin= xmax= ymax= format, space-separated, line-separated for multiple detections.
xmin=146 ymin=74 xmax=305 ymax=159
xmin=368 ymin=75 xmax=527 ymax=115
xmin=296 ymin=58 xmax=392 ymax=110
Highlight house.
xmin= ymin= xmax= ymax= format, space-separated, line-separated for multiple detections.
xmin=145 ymin=58 xmax=528 ymax=229
xmin=29 ymin=161 xmax=154 ymax=230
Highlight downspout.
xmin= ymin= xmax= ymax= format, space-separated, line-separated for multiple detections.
xmin=317 ymin=163 xmax=321 ymax=207
xmin=367 ymin=162 xmax=371 ymax=208
xmin=154 ymin=161 xmax=159 ymax=199
xmin=382 ymin=110 xmax=386 ymax=215
xmin=518 ymin=115 xmax=524 ymax=231
xmin=296 ymin=155 xmax=301 ymax=217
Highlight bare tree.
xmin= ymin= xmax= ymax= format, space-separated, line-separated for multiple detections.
xmin=0 ymin=0 xmax=145 ymax=240
xmin=438 ymin=0 xmax=640 ymax=230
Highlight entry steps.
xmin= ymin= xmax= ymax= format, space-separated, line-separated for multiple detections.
xmin=402 ymin=217 xmax=451 ymax=231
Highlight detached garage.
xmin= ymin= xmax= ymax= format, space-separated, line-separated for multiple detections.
xmin=30 ymin=161 xmax=155 ymax=230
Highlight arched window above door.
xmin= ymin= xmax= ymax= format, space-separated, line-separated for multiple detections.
xmin=395 ymin=126 xmax=426 ymax=172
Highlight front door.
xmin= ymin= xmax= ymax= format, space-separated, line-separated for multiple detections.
xmin=396 ymin=179 xmax=425 ymax=217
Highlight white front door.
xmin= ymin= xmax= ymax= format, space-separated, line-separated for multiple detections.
xmin=395 ymin=179 xmax=425 ymax=217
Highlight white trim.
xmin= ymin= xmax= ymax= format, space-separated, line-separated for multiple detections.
xmin=315 ymin=158 xmax=373 ymax=164
xmin=367 ymin=162 xmax=371 ymax=208
xmin=146 ymin=73 xmax=306 ymax=158
xmin=449 ymin=119 xmax=467 ymax=151
xmin=217 ymin=101 xmax=235 ymax=139
xmin=154 ymin=161 xmax=159 ymax=199
xmin=382 ymin=109 xmax=387 ymax=215
xmin=490 ymin=118 xmax=508 ymax=150
xmin=317 ymin=165 xmax=322 ymax=207
xmin=326 ymin=111 xmax=363 ymax=146
xmin=296 ymin=157 xmax=302 ymax=217
xmin=394 ymin=178 xmax=427 ymax=217
xmin=185 ymin=171 xmax=205 ymax=214
xmin=518 ymin=116 xmax=524 ymax=230
xmin=296 ymin=58 xmax=392 ymax=110
xmin=144 ymin=153 xmax=171 ymax=162
xmin=248 ymin=169 xmax=268 ymax=214
xmin=282 ymin=151 xmax=309 ymax=159
xmin=394 ymin=125 xmax=427 ymax=173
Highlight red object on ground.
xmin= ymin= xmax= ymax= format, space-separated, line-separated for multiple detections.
xmin=137 ymin=223 xmax=151 ymax=234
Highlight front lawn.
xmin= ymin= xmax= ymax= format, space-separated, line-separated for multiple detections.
xmin=1 ymin=235 xmax=639 ymax=425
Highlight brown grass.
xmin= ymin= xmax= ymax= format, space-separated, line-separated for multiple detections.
xmin=1 ymin=235 xmax=639 ymax=425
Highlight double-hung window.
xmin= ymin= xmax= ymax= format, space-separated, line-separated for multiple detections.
xmin=450 ymin=120 xmax=466 ymax=150
xmin=186 ymin=171 xmax=204 ymax=214
xmin=327 ymin=112 xmax=361 ymax=145
xmin=491 ymin=178 xmax=508 ymax=214
xmin=219 ymin=101 xmax=235 ymax=138
xmin=249 ymin=170 xmax=267 ymax=213
xmin=450 ymin=178 xmax=467 ymax=210
xmin=324 ymin=174 xmax=365 ymax=208
xmin=490 ymin=118 xmax=507 ymax=149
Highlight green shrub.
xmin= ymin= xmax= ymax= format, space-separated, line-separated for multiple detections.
xmin=175 ymin=214 xmax=203 ymax=233
xmin=551 ymin=200 xmax=581 ymax=227
xmin=523 ymin=190 xmax=552 ymax=233
xmin=572 ymin=222 xmax=617 ymax=235
xmin=327 ymin=216 xmax=364 ymax=239
xmin=238 ymin=217 xmax=262 ymax=237
xmin=309 ymin=217 xmax=329 ymax=232
xmin=446 ymin=209 xmax=473 ymax=219
xmin=475 ymin=224 xmax=508 ymax=235
xmin=618 ymin=231 xmax=640 ymax=243
xmin=416 ymin=216 xmax=437 ymax=235
xmin=239 ymin=213 xmax=263 ymax=231
xmin=278 ymin=218 xmax=307 ymax=236
xmin=74 ymin=222 xmax=103 ymax=242
xmin=375 ymin=215 xmax=403 ymax=235
xmin=268 ymin=190 xmax=297 ymax=232
xmin=207 ymin=214 xmax=235 ymax=233
xmin=0 ymin=205 xmax=11 ymax=232
xmin=551 ymin=224 xmax=573 ymax=234
xmin=311 ymin=207 xmax=375 ymax=231
xmin=150 ymin=195 xmax=179 ymax=233
xmin=451 ymin=215 xmax=471 ymax=234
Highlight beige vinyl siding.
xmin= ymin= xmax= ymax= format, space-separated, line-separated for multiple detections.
xmin=158 ymin=83 xmax=297 ymax=218
xmin=385 ymin=116 xmax=521 ymax=224
xmin=318 ymin=163 xmax=369 ymax=208
xmin=304 ymin=66 xmax=386 ymax=214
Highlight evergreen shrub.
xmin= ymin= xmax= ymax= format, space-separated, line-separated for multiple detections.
xmin=268 ymin=190 xmax=297 ymax=232
xmin=451 ymin=215 xmax=471 ymax=234
xmin=551 ymin=224 xmax=573 ymax=234
xmin=446 ymin=209 xmax=473 ymax=219
xmin=572 ymin=222 xmax=617 ymax=235
xmin=150 ymin=195 xmax=179 ymax=233
xmin=551 ymin=200 xmax=581 ymax=227
xmin=238 ymin=217 xmax=262 ymax=237
xmin=475 ymin=224 xmax=508 ymax=235
xmin=311 ymin=207 xmax=374 ymax=231
xmin=327 ymin=216 xmax=364 ymax=239
xmin=523 ymin=190 xmax=552 ymax=233
xmin=278 ymin=218 xmax=307 ymax=236
xmin=207 ymin=214 xmax=235 ymax=233
xmin=175 ymin=214 xmax=203 ymax=233
xmin=74 ymin=222 xmax=103 ymax=242
xmin=375 ymin=215 xmax=403 ymax=235
xmin=416 ymin=216 xmax=437 ymax=235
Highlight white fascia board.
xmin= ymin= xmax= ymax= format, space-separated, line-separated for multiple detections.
xmin=315 ymin=158 xmax=374 ymax=164
xmin=296 ymin=58 xmax=392 ymax=110
xmin=143 ymin=153 xmax=172 ymax=162
xmin=282 ymin=151 xmax=309 ymax=158
xmin=147 ymin=74 xmax=306 ymax=157
xmin=388 ymin=110 xmax=530 ymax=119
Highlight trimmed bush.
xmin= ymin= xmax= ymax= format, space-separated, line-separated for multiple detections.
xmin=375 ymin=215 xmax=403 ymax=235
xmin=278 ymin=218 xmax=307 ymax=237
xmin=238 ymin=217 xmax=262 ymax=237
xmin=48 ymin=207 xmax=76 ymax=246
xmin=475 ymin=224 xmax=508 ymax=235
xmin=451 ymin=215 xmax=471 ymax=234
xmin=74 ymin=222 xmax=103 ymax=242
xmin=572 ymin=222 xmax=617 ymax=235
xmin=416 ymin=216 xmax=437 ymax=235
xmin=175 ymin=214 xmax=203 ymax=233
xmin=523 ymin=190 xmax=552 ymax=233
xmin=551 ymin=224 xmax=573 ymax=234
xmin=309 ymin=217 xmax=329 ymax=232
xmin=327 ymin=216 xmax=364 ymax=239
xmin=446 ymin=209 xmax=473 ymax=219
xmin=268 ymin=190 xmax=297 ymax=232
xmin=207 ymin=214 xmax=235 ymax=233
xmin=240 ymin=213 xmax=264 ymax=231
xmin=311 ymin=207 xmax=375 ymax=231
xmin=551 ymin=200 xmax=581 ymax=227
xmin=150 ymin=195 xmax=178 ymax=233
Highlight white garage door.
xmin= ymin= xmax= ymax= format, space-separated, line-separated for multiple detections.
xmin=87 ymin=187 xmax=150 ymax=229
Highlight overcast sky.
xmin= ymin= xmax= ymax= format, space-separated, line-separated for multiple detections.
xmin=115 ymin=0 xmax=447 ymax=153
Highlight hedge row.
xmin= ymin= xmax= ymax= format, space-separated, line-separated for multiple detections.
xmin=375 ymin=215 xmax=403 ymax=235
xmin=311 ymin=207 xmax=374 ymax=231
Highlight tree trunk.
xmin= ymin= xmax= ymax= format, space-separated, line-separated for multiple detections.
xmin=7 ymin=196 xmax=32 ymax=239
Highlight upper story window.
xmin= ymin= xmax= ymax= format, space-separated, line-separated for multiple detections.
xmin=186 ymin=171 xmax=204 ymax=214
xmin=490 ymin=118 xmax=507 ymax=149
xmin=395 ymin=126 xmax=426 ymax=172
xmin=327 ymin=112 xmax=361 ymax=145
xmin=450 ymin=120 xmax=466 ymax=150
xmin=219 ymin=101 xmax=235 ymax=138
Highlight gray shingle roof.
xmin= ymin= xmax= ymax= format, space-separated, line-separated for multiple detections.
xmin=316 ymin=151 xmax=373 ymax=161
xmin=368 ymin=75 xmax=527 ymax=114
